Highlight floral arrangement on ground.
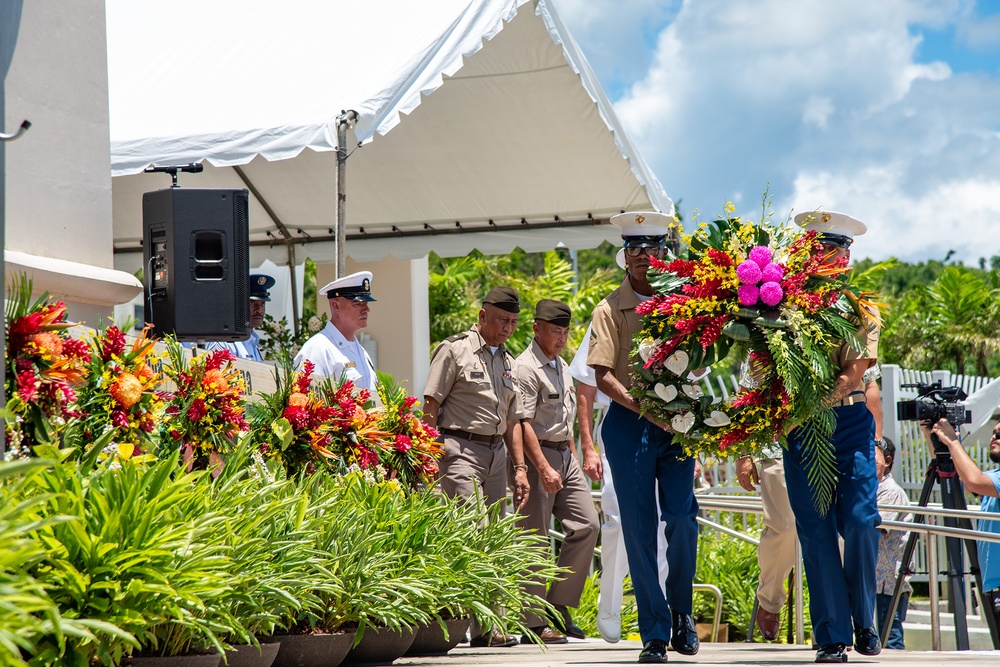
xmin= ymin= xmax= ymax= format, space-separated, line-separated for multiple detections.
xmin=4 ymin=277 xmax=444 ymax=491
xmin=630 ymin=197 xmax=882 ymax=509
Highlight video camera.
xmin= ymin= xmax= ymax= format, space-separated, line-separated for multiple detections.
xmin=896 ymin=381 xmax=971 ymax=427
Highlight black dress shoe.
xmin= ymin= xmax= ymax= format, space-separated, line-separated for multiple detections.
xmin=550 ymin=604 xmax=586 ymax=639
xmin=815 ymin=643 xmax=848 ymax=663
xmin=521 ymin=626 xmax=568 ymax=645
xmin=638 ymin=639 xmax=668 ymax=663
xmin=854 ymin=625 xmax=881 ymax=656
xmin=670 ymin=610 xmax=700 ymax=655
xmin=469 ymin=627 xmax=519 ymax=647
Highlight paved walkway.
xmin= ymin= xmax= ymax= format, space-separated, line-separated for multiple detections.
xmin=400 ymin=638 xmax=998 ymax=667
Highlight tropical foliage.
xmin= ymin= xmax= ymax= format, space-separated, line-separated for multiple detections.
xmin=0 ymin=276 xmax=561 ymax=665
xmin=428 ymin=248 xmax=622 ymax=356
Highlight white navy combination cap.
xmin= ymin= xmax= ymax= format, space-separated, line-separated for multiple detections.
xmin=611 ymin=211 xmax=675 ymax=268
xmin=320 ymin=271 xmax=376 ymax=302
xmin=793 ymin=210 xmax=867 ymax=248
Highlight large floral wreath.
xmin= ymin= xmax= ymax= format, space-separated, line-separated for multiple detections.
xmin=630 ymin=201 xmax=881 ymax=510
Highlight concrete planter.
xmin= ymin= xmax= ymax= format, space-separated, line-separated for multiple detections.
xmin=405 ymin=617 xmax=471 ymax=656
xmin=269 ymin=630 xmax=356 ymax=667
xmin=342 ymin=626 xmax=416 ymax=665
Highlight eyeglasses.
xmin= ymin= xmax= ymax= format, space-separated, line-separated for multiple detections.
xmin=624 ymin=245 xmax=665 ymax=257
xmin=818 ymin=235 xmax=853 ymax=249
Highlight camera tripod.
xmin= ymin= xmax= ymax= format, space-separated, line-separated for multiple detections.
xmin=883 ymin=434 xmax=1000 ymax=650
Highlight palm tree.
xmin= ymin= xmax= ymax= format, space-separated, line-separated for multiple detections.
xmin=880 ymin=266 xmax=1000 ymax=375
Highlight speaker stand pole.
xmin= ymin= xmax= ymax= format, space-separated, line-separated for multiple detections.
xmin=334 ymin=110 xmax=357 ymax=280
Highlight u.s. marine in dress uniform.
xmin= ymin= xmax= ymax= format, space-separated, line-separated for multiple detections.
xmin=784 ymin=211 xmax=882 ymax=664
xmin=587 ymin=211 xmax=700 ymax=665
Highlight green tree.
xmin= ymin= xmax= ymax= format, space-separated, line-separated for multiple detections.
xmin=880 ymin=266 xmax=1000 ymax=375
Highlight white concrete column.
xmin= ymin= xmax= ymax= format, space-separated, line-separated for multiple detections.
xmin=316 ymin=255 xmax=430 ymax=394
xmin=4 ymin=0 xmax=141 ymax=317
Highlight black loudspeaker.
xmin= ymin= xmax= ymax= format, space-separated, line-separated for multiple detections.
xmin=142 ymin=188 xmax=250 ymax=342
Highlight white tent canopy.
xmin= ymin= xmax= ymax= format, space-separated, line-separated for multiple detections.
xmin=107 ymin=0 xmax=673 ymax=271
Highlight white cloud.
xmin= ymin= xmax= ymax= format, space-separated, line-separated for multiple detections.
xmin=560 ymin=0 xmax=1000 ymax=263
xmin=802 ymin=96 xmax=834 ymax=129
xmin=790 ymin=168 xmax=1000 ymax=264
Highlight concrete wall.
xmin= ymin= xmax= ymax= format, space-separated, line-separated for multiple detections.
xmin=3 ymin=0 xmax=141 ymax=320
xmin=315 ymin=256 xmax=430 ymax=394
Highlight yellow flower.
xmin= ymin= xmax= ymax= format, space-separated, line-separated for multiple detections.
xmin=724 ymin=202 xmax=736 ymax=214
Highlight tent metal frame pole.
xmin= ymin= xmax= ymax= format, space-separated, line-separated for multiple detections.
xmin=232 ymin=165 xmax=301 ymax=335
xmin=335 ymin=110 xmax=357 ymax=280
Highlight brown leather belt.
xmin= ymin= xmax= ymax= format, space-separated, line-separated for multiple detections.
xmin=441 ymin=428 xmax=504 ymax=446
xmin=539 ymin=439 xmax=570 ymax=450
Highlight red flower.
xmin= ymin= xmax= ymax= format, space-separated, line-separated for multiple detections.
xmin=187 ymin=398 xmax=207 ymax=421
xmin=294 ymin=361 xmax=315 ymax=393
xmin=283 ymin=404 xmax=311 ymax=431
xmin=206 ymin=349 xmax=234 ymax=371
xmin=682 ymin=279 xmax=729 ymax=299
xmin=719 ymin=428 xmax=750 ymax=449
xmin=401 ymin=395 xmax=419 ymax=413
xmin=394 ymin=434 xmax=413 ymax=453
xmin=101 ymin=326 xmax=127 ymax=361
xmin=665 ymin=258 xmax=696 ymax=277
xmin=706 ymin=248 xmax=734 ymax=267
xmin=357 ymin=446 xmax=379 ymax=468
xmin=8 ymin=313 xmax=43 ymax=354
xmin=16 ymin=370 xmax=40 ymax=402
xmin=111 ymin=408 xmax=130 ymax=429
xmin=674 ymin=315 xmax=711 ymax=334
xmin=700 ymin=314 xmax=730 ymax=350
xmin=61 ymin=338 xmax=92 ymax=361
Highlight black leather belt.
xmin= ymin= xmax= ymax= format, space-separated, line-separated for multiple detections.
xmin=539 ymin=439 xmax=570 ymax=450
xmin=441 ymin=428 xmax=504 ymax=446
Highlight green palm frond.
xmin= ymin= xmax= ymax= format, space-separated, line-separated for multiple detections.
xmin=796 ymin=409 xmax=838 ymax=514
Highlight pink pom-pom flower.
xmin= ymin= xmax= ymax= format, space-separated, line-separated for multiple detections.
xmin=748 ymin=246 xmax=772 ymax=268
xmin=736 ymin=260 xmax=762 ymax=285
xmin=738 ymin=284 xmax=760 ymax=306
xmin=759 ymin=282 xmax=784 ymax=307
xmin=761 ymin=263 xmax=784 ymax=283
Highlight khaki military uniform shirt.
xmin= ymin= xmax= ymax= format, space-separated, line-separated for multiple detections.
xmin=424 ymin=325 xmax=523 ymax=436
xmin=836 ymin=320 xmax=879 ymax=394
xmin=587 ymin=280 xmax=644 ymax=390
xmin=516 ymin=339 xmax=576 ymax=444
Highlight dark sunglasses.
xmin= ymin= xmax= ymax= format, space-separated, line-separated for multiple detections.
xmin=818 ymin=234 xmax=853 ymax=249
xmin=624 ymin=245 xmax=665 ymax=257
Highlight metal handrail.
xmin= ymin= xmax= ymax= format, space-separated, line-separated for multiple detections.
xmin=693 ymin=583 xmax=723 ymax=642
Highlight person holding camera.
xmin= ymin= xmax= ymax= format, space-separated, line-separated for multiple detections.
xmin=923 ymin=418 xmax=1000 ymax=610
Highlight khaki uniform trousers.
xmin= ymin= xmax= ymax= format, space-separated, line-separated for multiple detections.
xmin=438 ymin=433 xmax=509 ymax=516
xmin=437 ymin=432 xmax=509 ymax=639
xmin=517 ymin=444 xmax=600 ymax=629
xmin=757 ymin=457 xmax=798 ymax=614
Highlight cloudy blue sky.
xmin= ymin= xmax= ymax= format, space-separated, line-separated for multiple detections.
xmin=552 ymin=0 xmax=1000 ymax=266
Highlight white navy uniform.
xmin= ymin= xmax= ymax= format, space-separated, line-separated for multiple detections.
xmin=294 ymin=321 xmax=377 ymax=393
